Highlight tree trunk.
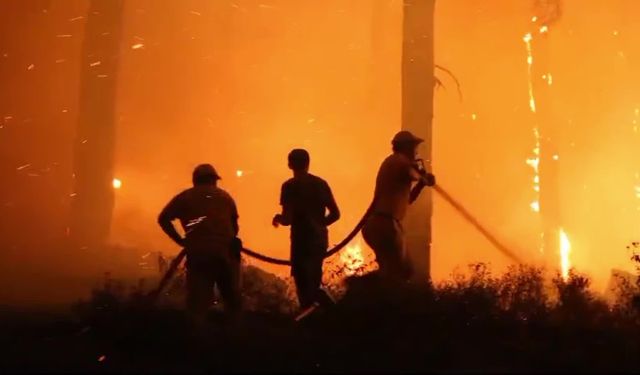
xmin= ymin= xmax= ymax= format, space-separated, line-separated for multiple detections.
xmin=69 ymin=0 xmax=124 ymax=249
xmin=532 ymin=1 xmax=562 ymax=264
xmin=402 ymin=0 xmax=436 ymax=281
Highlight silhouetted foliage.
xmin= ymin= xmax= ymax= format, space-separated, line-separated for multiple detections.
xmin=6 ymin=252 xmax=640 ymax=372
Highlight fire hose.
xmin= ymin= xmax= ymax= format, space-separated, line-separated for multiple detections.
xmin=149 ymin=184 xmax=521 ymax=301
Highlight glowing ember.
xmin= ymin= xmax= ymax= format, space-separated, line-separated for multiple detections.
xmin=112 ymin=178 xmax=122 ymax=189
xmin=559 ymin=228 xmax=572 ymax=281
xmin=340 ymin=239 xmax=365 ymax=277
xmin=236 ymin=170 xmax=244 ymax=177
xmin=530 ymin=201 xmax=540 ymax=213
xmin=523 ymin=33 xmax=536 ymax=114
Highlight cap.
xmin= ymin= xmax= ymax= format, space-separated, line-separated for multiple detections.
xmin=392 ymin=130 xmax=424 ymax=145
xmin=192 ymin=163 xmax=221 ymax=180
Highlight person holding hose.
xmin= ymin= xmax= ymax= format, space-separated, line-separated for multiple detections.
xmin=157 ymin=164 xmax=242 ymax=327
xmin=362 ymin=131 xmax=436 ymax=281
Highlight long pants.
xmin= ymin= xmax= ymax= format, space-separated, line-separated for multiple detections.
xmin=291 ymin=236 xmax=328 ymax=309
xmin=362 ymin=214 xmax=412 ymax=280
xmin=185 ymin=250 xmax=241 ymax=320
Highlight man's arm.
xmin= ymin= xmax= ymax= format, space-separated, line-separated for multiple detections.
xmin=407 ymin=162 xmax=436 ymax=204
xmin=230 ymin=198 xmax=240 ymax=236
xmin=323 ymin=182 xmax=340 ymax=226
xmin=273 ymin=183 xmax=293 ymax=227
xmin=157 ymin=196 xmax=185 ymax=247
xmin=409 ymin=180 xmax=427 ymax=204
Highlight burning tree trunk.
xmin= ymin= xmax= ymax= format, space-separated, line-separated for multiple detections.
xmin=69 ymin=0 xmax=124 ymax=249
xmin=401 ymin=0 xmax=436 ymax=280
xmin=531 ymin=0 xmax=563 ymax=266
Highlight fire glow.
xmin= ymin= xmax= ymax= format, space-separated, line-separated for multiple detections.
xmin=559 ymin=228 xmax=571 ymax=281
xmin=112 ymin=178 xmax=122 ymax=189
xmin=340 ymin=239 xmax=365 ymax=277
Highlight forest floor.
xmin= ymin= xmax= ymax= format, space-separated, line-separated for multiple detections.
xmin=3 ymin=260 xmax=640 ymax=373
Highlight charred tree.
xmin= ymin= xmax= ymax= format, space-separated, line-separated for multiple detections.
xmin=402 ymin=0 xmax=436 ymax=281
xmin=69 ymin=0 xmax=124 ymax=249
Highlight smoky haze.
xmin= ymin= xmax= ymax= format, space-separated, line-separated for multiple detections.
xmin=0 ymin=0 xmax=639 ymax=306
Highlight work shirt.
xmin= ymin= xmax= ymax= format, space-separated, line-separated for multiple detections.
xmin=371 ymin=153 xmax=421 ymax=222
xmin=280 ymin=174 xmax=336 ymax=246
xmin=159 ymin=185 xmax=238 ymax=250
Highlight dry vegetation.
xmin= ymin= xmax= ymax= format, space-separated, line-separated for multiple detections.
xmin=3 ymin=249 xmax=640 ymax=372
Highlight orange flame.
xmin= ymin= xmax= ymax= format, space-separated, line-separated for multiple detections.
xmin=340 ymin=239 xmax=365 ymax=277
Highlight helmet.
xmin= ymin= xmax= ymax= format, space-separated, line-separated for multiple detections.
xmin=392 ymin=130 xmax=424 ymax=145
xmin=192 ymin=163 xmax=221 ymax=181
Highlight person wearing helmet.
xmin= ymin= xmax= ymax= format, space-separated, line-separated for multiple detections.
xmin=157 ymin=164 xmax=241 ymax=326
xmin=272 ymin=149 xmax=341 ymax=311
xmin=362 ymin=131 xmax=436 ymax=281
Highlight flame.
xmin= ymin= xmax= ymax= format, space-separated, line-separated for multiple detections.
xmin=523 ymin=32 xmax=536 ymax=114
xmin=340 ymin=239 xmax=365 ymax=277
xmin=559 ymin=228 xmax=571 ymax=281
xmin=112 ymin=178 xmax=122 ymax=189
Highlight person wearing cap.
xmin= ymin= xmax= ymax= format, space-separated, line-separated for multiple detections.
xmin=272 ymin=149 xmax=341 ymax=311
xmin=157 ymin=164 xmax=241 ymax=326
xmin=362 ymin=131 xmax=436 ymax=281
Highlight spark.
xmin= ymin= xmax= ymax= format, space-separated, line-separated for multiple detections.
xmin=90 ymin=61 xmax=101 ymax=67
xmin=523 ymin=33 xmax=536 ymax=113
xmin=98 ymin=355 xmax=106 ymax=362
xmin=530 ymin=201 xmax=540 ymax=213
xmin=531 ymin=16 xmax=538 ymax=22
xmin=613 ymin=30 xmax=619 ymax=36
xmin=16 ymin=164 xmax=31 ymax=171
xmin=471 ymin=113 xmax=477 ymax=121
xmin=131 ymin=43 xmax=144 ymax=50
xmin=112 ymin=178 xmax=122 ymax=189
xmin=27 ymin=64 xmax=35 ymax=70
xmin=189 ymin=10 xmax=202 ymax=16
xmin=552 ymin=154 xmax=559 ymax=160
xmin=559 ymin=229 xmax=572 ymax=281
xmin=56 ymin=34 xmax=73 ymax=38
xmin=69 ymin=16 xmax=84 ymax=22
xmin=236 ymin=170 xmax=244 ymax=177
xmin=55 ymin=59 xmax=66 ymax=64
xmin=539 ymin=25 xmax=549 ymax=34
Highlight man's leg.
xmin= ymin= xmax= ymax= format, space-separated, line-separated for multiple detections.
xmin=363 ymin=216 xmax=410 ymax=281
xmin=186 ymin=265 xmax=215 ymax=329
xmin=216 ymin=255 xmax=242 ymax=318
xmin=292 ymin=259 xmax=314 ymax=309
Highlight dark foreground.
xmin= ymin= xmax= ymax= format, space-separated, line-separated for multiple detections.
xmin=2 ymin=265 xmax=640 ymax=373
